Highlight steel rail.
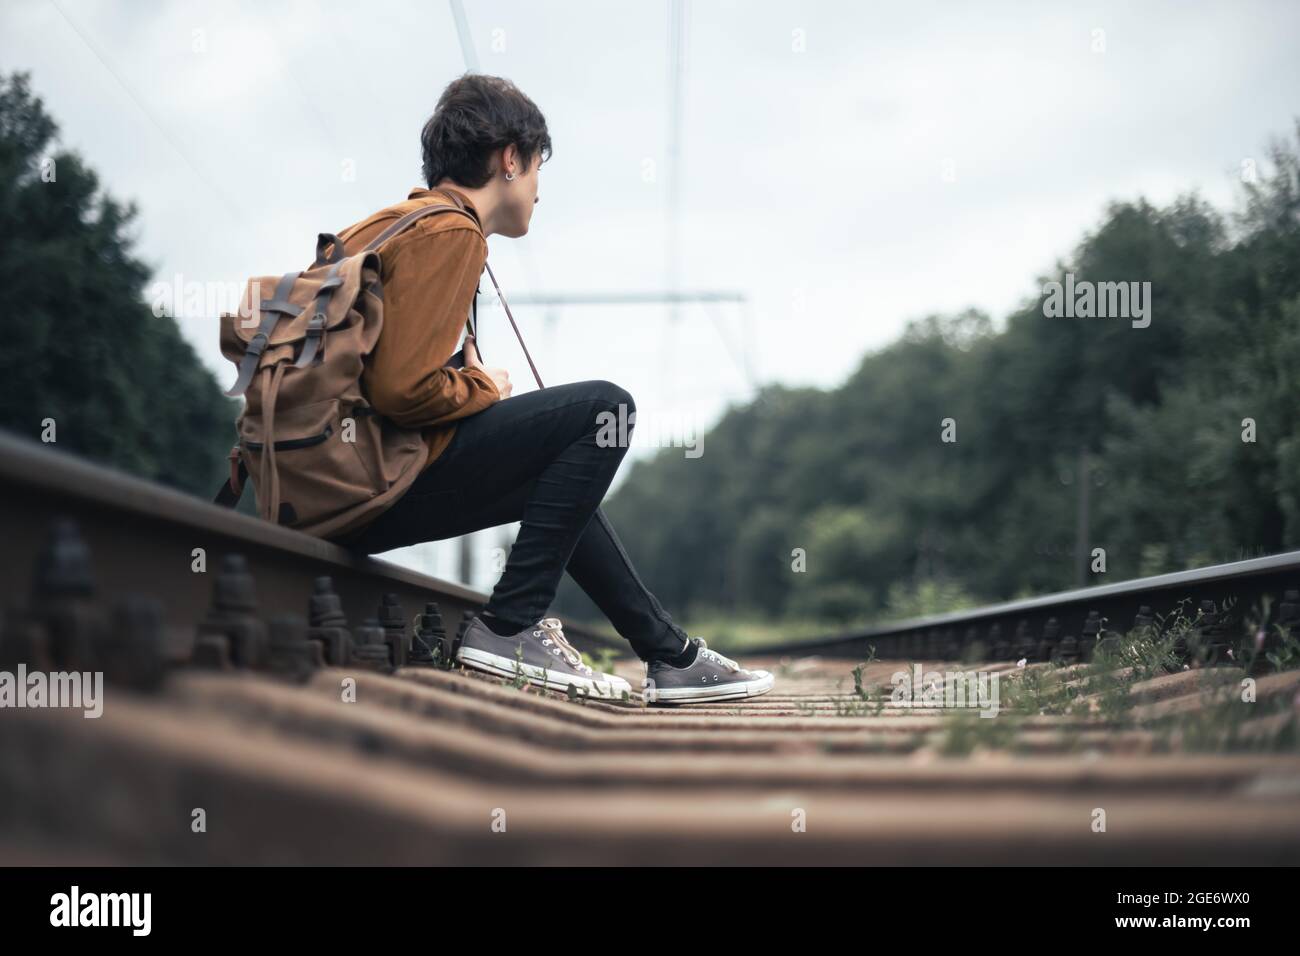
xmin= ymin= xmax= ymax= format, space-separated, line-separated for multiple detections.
xmin=0 ymin=431 xmax=617 ymax=665
xmin=749 ymin=550 xmax=1300 ymax=660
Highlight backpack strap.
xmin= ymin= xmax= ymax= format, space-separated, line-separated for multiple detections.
xmin=359 ymin=201 xmax=480 ymax=253
xmin=312 ymin=232 xmax=348 ymax=269
xmin=214 ymin=444 xmax=247 ymax=507
xmin=225 ymin=270 xmax=301 ymax=397
xmin=294 ymin=261 xmax=344 ymax=369
xmin=316 ymin=189 xmax=480 ymax=271
xmin=258 ymin=363 xmax=289 ymax=523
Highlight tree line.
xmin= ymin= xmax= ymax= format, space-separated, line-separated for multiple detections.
xmin=560 ymin=122 xmax=1300 ymax=627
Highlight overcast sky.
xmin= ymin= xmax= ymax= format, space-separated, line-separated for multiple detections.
xmin=4 ymin=0 xmax=1298 ymax=578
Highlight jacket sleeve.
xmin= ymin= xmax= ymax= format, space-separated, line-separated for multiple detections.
xmin=362 ymin=223 xmax=501 ymax=428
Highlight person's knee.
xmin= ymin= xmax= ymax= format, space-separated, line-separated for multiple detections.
xmin=589 ymin=379 xmax=635 ymax=418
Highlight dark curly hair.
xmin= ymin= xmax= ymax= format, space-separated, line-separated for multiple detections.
xmin=420 ymin=73 xmax=552 ymax=188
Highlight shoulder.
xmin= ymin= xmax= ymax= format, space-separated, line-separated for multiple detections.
xmin=404 ymin=210 xmax=486 ymax=249
xmin=380 ymin=214 xmax=486 ymax=287
xmin=391 ymin=217 xmax=487 ymax=272
xmin=343 ymin=194 xmax=485 ymax=256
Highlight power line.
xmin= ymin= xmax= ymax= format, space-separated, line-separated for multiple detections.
xmin=448 ymin=0 xmax=480 ymax=72
xmin=48 ymin=0 xmax=244 ymax=221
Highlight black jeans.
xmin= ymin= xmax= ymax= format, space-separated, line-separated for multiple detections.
xmin=338 ymin=379 xmax=690 ymax=662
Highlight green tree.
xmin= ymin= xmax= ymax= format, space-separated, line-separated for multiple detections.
xmin=558 ymin=121 xmax=1300 ymax=635
xmin=0 ymin=71 xmax=235 ymax=495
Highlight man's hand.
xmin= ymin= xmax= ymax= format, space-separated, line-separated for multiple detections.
xmin=462 ymin=335 xmax=512 ymax=398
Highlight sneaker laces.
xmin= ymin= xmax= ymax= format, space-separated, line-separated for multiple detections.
xmin=695 ymin=638 xmax=741 ymax=672
xmin=535 ymin=617 xmax=593 ymax=675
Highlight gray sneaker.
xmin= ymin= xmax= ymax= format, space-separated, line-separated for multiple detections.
xmin=644 ymin=637 xmax=774 ymax=705
xmin=456 ymin=615 xmax=632 ymax=699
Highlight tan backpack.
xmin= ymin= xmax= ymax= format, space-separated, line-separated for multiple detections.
xmin=213 ymin=192 xmax=483 ymax=539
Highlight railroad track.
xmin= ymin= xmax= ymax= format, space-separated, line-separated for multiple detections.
xmin=0 ymin=432 xmax=619 ymax=663
xmin=747 ymin=551 xmax=1300 ymax=665
xmin=2 ymin=431 xmax=1299 ymax=865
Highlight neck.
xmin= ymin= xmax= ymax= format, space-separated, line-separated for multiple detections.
xmin=434 ymin=180 xmax=503 ymax=237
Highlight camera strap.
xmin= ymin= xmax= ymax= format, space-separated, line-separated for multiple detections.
xmin=481 ymin=261 xmax=544 ymax=389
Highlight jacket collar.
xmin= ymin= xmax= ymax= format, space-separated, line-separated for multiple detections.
xmin=408 ymin=185 xmax=481 ymax=229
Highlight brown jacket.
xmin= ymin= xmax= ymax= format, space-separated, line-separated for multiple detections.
xmin=329 ymin=186 xmax=501 ymax=470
